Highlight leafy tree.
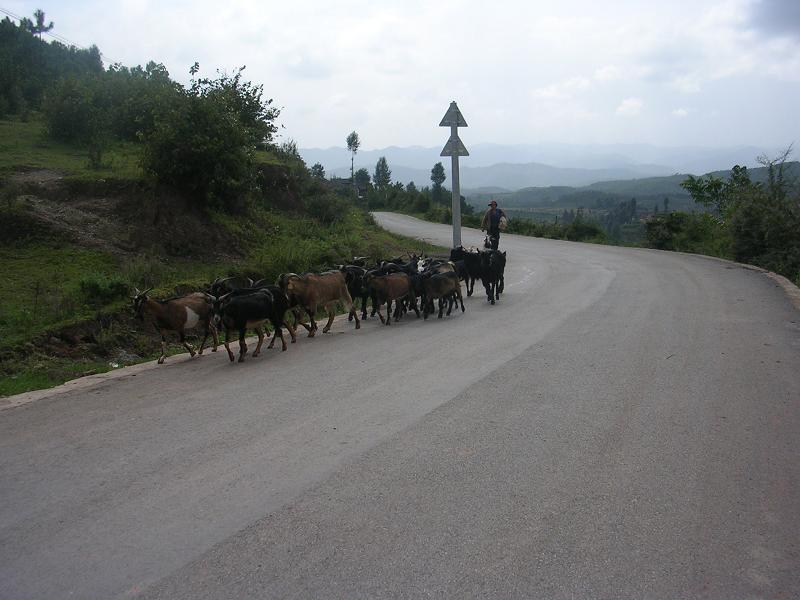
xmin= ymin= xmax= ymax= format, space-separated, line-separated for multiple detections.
xmin=354 ymin=167 xmax=370 ymax=196
xmin=680 ymin=166 xmax=752 ymax=220
xmin=346 ymin=131 xmax=360 ymax=195
xmin=374 ymin=156 xmax=391 ymax=192
xmin=406 ymin=181 xmax=417 ymax=193
xmin=140 ymin=65 xmax=281 ymax=213
xmin=0 ymin=17 xmax=102 ymax=114
xmin=431 ymin=162 xmax=446 ymax=204
xmin=194 ymin=65 xmax=280 ymax=148
xmin=22 ymin=9 xmax=54 ymax=39
xmin=41 ymin=74 xmax=113 ymax=167
xmin=310 ymin=163 xmax=325 ymax=179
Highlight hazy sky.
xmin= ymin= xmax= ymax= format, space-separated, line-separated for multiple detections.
xmin=7 ymin=0 xmax=800 ymax=150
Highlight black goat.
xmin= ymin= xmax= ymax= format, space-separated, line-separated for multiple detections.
xmin=449 ymin=246 xmax=482 ymax=296
xmin=480 ymin=250 xmax=506 ymax=305
xmin=213 ymin=286 xmax=294 ymax=362
xmin=339 ymin=265 xmax=371 ymax=320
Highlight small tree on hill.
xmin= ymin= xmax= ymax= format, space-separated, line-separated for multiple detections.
xmin=23 ymin=9 xmax=54 ymax=39
xmin=346 ymin=131 xmax=360 ymax=196
xmin=374 ymin=156 xmax=391 ymax=194
xmin=310 ymin=162 xmax=325 ymax=179
xmin=354 ymin=167 xmax=370 ymax=197
xmin=431 ymin=162 xmax=446 ymax=204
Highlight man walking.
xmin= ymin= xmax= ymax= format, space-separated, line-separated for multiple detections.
xmin=481 ymin=199 xmax=507 ymax=250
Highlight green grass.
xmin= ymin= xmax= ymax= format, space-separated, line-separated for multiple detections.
xmin=0 ymin=357 xmax=115 ymax=397
xmin=1 ymin=244 xmax=121 ymax=346
xmin=0 ymin=116 xmax=142 ymax=180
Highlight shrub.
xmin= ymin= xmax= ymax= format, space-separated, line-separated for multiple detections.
xmin=305 ymin=193 xmax=351 ymax=225
xmin=77 ymin=275 xmax=129 ymax=307
xmin=140 ymin=67 xmax=280 ymax=213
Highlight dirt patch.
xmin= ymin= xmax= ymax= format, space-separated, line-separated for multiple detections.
xmin=8 ymin=168 xmax=65 ymax=189
xmin=4 ymin=170 xmax=244 ymax=261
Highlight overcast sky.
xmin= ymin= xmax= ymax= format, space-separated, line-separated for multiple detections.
xmin=7 ymin=0 xmax=800 ymax=151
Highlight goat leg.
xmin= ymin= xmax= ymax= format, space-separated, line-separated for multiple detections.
xmin=211 ymin=324 xmax=219 ymax=351
xmin=252 ymin=329 xmax=264 ymax=357
xmin=409 ymin=295 xmax=420 ymax=319
xmin=290 ymin=306 xmax=312 ymax=333
xmin=285 ymin=320 xmax=297 ymax=343
xmin=158 ymin=332 xmax=167 ymax=364
xmin=179 ymin=331 xmax=196 ymax=357
xmin=275 ymin=327 xmax=287 ymax=351
xmin=224 ymin=328 xmax=235 ymax=362
xmin=306 ymin=306 xmax=318 ymax=337
xmin=198 ymin=324 xmax=210 ymax=355
xmin=349 ymin=305 xmax=361 ymax=329
xmin=238 ymin=328 xmax=248 ymax=362
xmin=322 ymin=305 xmax=336 ymax=333
xmin=370 ymin=291 xmax=379 ymax=317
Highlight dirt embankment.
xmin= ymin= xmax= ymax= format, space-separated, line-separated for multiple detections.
xmin=6 ymin=169 xmax=243 ymax=260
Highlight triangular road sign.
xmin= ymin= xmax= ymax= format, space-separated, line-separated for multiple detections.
xmin=439 ymin=101 xmax=468 ymax=127
xmin=440 ymin=134 xmax=469 ymax=157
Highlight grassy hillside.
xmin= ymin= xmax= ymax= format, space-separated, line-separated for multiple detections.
xmin=0 ymin=116 xmax=443 ymax=396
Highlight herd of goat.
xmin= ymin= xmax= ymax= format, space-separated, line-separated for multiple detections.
xmin=132 ymin=245 xmax=508 ymax=364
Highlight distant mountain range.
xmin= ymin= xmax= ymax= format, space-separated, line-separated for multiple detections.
xmin=466 ymin=161 xmax=800 ymax=212
xmin=299 ymin=142 xmax=782 ymax=193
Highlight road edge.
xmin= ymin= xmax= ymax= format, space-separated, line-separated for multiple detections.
xmin=3 ymin=242 xmax=798 ymax=412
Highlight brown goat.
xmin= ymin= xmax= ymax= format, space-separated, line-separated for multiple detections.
xmin=422 ymin=271 xmax=464 ymax=319
xmin=278 ymin=271 xmax=360 ymax=337
xmin=133 ymin=288 xmax=219 ymax=364
xmin=366 ymin=272 xmax=419 ymax=325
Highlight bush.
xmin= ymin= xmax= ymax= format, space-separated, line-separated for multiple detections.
xmin=120 ymin=255 xmax=173 ymax=289
xmin=564 ymin=218 xmax=607 ymax=243
xmin=645 ymin=211 xmax=729 ymax=255
xmin=77 ymin=275 xmax=129 ymax=307
xmin=139 ymin=67 xmax=281 ymax=213
xmin=305 ymin=193 xmax=351 ymax=225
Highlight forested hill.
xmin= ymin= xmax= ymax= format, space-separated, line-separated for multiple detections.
xmin=468 ymin=162 xmax=800 ymax=210
xmin=0 ymin=16 xmax=102 ymax=116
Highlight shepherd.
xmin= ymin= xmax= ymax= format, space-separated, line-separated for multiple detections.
xmin=481 ymin=199 xmax=507 ymax=250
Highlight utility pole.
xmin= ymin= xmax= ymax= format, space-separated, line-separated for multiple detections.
xmin=439 ymin=101 xmax=468 ymax=248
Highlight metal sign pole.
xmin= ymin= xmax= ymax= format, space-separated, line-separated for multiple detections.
xmin=439 ymin=101 xmax=468 ymax=249
xmin=451 ymin=149 xmax=461 ymax=248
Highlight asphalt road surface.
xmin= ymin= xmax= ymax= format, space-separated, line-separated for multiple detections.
xmin=1 ymin=213 xmax=798 ymax=599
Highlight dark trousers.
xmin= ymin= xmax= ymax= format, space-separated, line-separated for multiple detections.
xmin=488 ymin=231 xmax=500 ymax=250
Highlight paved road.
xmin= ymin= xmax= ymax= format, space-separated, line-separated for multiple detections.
xmin=1 ymin=213 xmax=798 ymax=599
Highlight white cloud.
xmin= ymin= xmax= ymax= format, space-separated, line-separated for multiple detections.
xmin=531 ymin=77 xmax=591 ymax=100
xmin=593 ymin=65 xmax=624 ymax=81
xmin=616 ymin=97 xmax=643 ymax=117
xmin=672 ymin=108 xmax=689 ymax=118
xmin=18 ymin=0 xmax=799 ymax=148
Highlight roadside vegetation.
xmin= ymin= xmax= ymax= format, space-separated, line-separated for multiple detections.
xmin=646 ymin=156 xmax=800 ymax=285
